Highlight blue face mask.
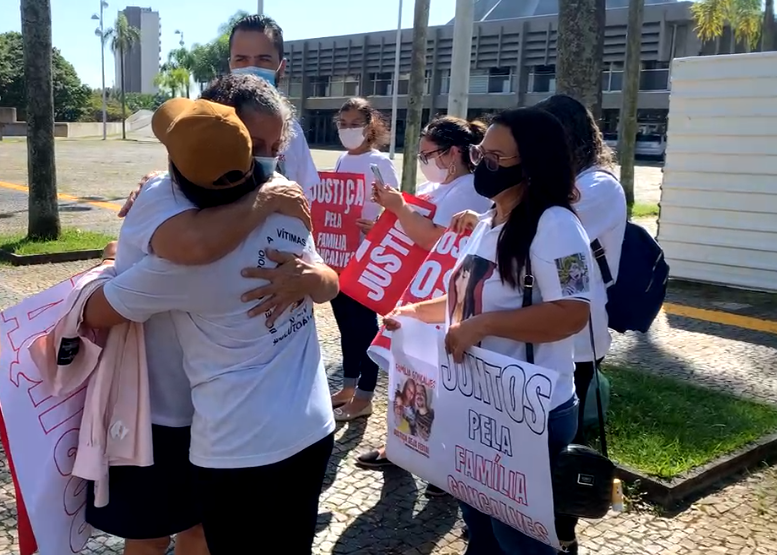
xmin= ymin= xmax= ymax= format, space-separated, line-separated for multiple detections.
xmin=232 ymin=66 xmax=277 ymax=87
xmin=254 ymin=156 xmax=278 ymax=177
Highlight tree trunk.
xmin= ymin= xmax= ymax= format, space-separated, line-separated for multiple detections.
xmin=618 ymin=0 xmax=644 ymax=218
xmin=400 ymin=0 xmax=431 ymax=194
xmin=556 ymin=0 xmax=606 ymax=120
xmin=20 ymin=0 xmax=60 ymax=240
xmin=120 ymin=45 xmax=127 ymax=139
xmin=764 ymin=0 xmax=776 ymax=51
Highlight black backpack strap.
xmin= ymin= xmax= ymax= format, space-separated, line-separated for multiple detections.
xmin=523 ymin=257 xmax=534 ymax=365
xmin=591 ymin=238 xmax=614 ymax=286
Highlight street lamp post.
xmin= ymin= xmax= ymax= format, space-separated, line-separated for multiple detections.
xmin=91 ymin=0 xmax=109 ymax=141
xmin=257 ymin=0 xmax=264 ymax=14
xmin=175 ymin=29 xmax=184 ymax=47
xmin=448 ymin=0 xmax=475 ymax=118
xmin=388 ymin=0 xmax=403 ymax=160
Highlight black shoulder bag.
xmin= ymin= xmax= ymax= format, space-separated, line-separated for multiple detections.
xmin=522 ymin=259 xmax=615 ymax=520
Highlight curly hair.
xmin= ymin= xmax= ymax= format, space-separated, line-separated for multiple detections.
xmin=335 ymin=97 xmax=390 ymax=148
xmin=534 ymin=94 xmax=613 ymax=175
xmin=200 ymin=73 xmax=296 ymax=151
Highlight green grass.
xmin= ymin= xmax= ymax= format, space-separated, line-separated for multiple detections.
xmin=0 ymin=229 xmax=115 ymax=256
xmin=597 ymin=365 xmax=777 ymax=479
xmin=631 ymin=202 xmax=659 ymax=218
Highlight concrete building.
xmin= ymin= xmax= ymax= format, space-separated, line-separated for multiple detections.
xmin=114 ymin=6 xmax=161 ymax=95
xmin=279 ymin=0 xmax=716 ymax=147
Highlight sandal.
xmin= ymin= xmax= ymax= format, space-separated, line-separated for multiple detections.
xmin=355 ymin=448 xmax=396 ymax=469
xmin=334 ymin=402 xmax=373 ymax=422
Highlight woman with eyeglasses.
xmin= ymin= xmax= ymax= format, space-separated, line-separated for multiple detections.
xmin=357 ymin=115 xmax=493 ymax=497
xmin=329 ymin=97 xmax=399 ymax=422
xmin=384 ymin=107 xmax=596 ymax=554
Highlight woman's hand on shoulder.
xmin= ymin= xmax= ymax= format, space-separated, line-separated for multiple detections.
xmin=450 ymin=210 xmax=480 ymax=234
xmin=383 ymin=304 xmax=419 ymax=331
xmin=118 ymin=170 xmax=166 ymax=218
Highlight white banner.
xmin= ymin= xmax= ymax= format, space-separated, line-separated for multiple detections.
xmin=386 ymin=317 xmax=560 ymax=548
xmin=0 ymin=278 xmax=91 ymax=555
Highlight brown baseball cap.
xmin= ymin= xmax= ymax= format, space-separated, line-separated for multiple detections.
xmin=152 ymin=98 xmax=253 ymax=189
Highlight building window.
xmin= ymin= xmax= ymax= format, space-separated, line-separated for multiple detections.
xmin=309 ymin=76 xmax=331 ymax=98
xmin=329 ymin=75 xmax=360 ymax=97
xmin=488 ymin=67 xmax=513 ymax=93
xmin=528 ymin=65 xmax=555 ymax=93
xmin=368 ymin=71 xmax=431 ymax=96
xmin=602 ymin=61 xmax=669 ymax=92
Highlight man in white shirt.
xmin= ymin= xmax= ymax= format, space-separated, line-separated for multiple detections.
xmin=229 ymin=14 xmax=320 ymax=197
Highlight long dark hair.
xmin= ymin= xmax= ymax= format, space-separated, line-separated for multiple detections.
xmin=533 ymin=94 xmax=613 ymax=175
xmin=491 ymin=108 xmax=577 ymax=288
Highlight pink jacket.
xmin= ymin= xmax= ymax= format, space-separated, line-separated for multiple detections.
xmin=29 ymin=264 xmax=153 ymax=507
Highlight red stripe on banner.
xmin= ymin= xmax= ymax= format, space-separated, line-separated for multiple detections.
xmin=0 ymin=411 xmax=38 ymax=555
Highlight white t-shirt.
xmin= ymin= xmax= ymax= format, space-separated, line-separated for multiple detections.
xmin=114 ymin=173 xmax=196 ymax=427
xmin=572 ymin=168 xmax=627 ymax=362
xmin=279 ymin=119 xmax=319 ymax=197
xmin=445 ymin=207 xmax=595 ymax=410
xmin=415 ymin=174 xmax=493 ymax=228
xmin=104 ymin=213 xmax=335 ymax=469
xmin=334 ymin=149 xmax=399 ymax=221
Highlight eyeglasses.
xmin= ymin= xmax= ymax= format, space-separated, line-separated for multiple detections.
xmin=469 ymin=144 xmax=518 ymax=172
xmin=418 ymin=148 xmax=448 ymax=165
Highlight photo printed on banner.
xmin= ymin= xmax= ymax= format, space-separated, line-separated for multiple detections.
xmin=448 ymin=254 xmax=496 ymax=326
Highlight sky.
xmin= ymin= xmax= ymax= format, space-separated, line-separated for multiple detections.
xmin=2 ymin=0 xmax=455 ymax=89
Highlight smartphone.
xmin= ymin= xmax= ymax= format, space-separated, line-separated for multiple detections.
xmin=370 ymin=163 xmax=386 ymax=188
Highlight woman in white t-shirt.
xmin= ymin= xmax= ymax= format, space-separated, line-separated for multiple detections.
xmin=329 ymin=97 xmax=400 ymax=421
xmin=535 ymin=94 xmax=627 ymax=555
xmin=357 ymin=116 xmax=493 ymax=497
xmin=385 ymin=107 xmax=595 ymax=554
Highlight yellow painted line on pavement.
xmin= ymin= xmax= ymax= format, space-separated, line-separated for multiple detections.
xmin=0 ymin=180 xmax=121 ymax=212
xmin=663 ymin=302 xmax=777 ymax=336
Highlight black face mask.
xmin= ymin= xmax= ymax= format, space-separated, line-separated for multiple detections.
xmin=473 ymin=162 xmax=524 ymax=199
xmin=173 ymin=163 xmax=272 ymax=209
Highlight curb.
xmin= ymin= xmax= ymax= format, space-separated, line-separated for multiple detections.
xmin=0 ymin=249 xmax=103 ymax=266
xmin=617 ymin=432 xmax=777 ymax=509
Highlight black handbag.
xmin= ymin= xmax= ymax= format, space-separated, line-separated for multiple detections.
xmin=522 ymin=260 xmax=616 ymax=520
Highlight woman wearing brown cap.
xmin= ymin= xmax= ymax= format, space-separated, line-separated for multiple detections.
xmin=81 ymin=93 xmax=338 ymax=555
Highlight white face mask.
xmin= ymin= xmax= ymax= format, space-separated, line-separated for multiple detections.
xmin=420 ymin=158 xmax=449 ymax=184
xmin=338 ymin=127 xmax=366 ymax=151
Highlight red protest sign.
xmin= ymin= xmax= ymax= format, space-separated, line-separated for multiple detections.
xmin=339 ymin=193 xmax=436 ymax=315
xmin=367 ymin=229 xmax=471 ymax=369
xmin=311 ymin=171 xmax=367 ymax=272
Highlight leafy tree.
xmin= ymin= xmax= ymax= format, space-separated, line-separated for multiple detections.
xmin=154 ymin=67 xmax=190 ymax=97
xmin=161 ymin=47 xmax=194 ymax=97
xmin=105 ymin=13 xmax=140 ymax=139
xmin=691 ymin=0 xmax=771 ymax=50
xmin=0 ymin=31 xmax=90 ymax=122
xmin=186 ymin=11 xmax=248 ymax=91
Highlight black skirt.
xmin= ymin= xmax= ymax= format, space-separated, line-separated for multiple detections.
xmin=85 ymin=424 xmax=201 ymax=540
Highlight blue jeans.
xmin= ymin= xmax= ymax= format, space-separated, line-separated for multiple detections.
xmin=460 ymin=396 xmax=579 ymax=555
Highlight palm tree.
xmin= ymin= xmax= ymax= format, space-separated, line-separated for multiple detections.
xmin=556 ymin=0 xmax=606 ymax=119
xmin=618 ymin=0 xmax=645 ymax=218
xmin=106 ymin=13 xmax=140 ymax=139
xmin=20 ymin=0 xmax=60 ymax=240
xmin=166 ymin=47 xmax=194 ymax=97
xmin=765 ymin=0 xmax=776 ymax=51
xmin=691 ymin=0 xmax=767 ymax=51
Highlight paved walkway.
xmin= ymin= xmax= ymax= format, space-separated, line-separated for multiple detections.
xmin=1 ymin=255 xmax=777 ymax=554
